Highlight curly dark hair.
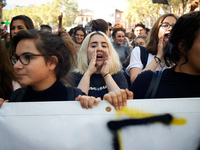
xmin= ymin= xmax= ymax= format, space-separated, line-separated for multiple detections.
xmin=112 ymin=24 xmax=126 ymax=38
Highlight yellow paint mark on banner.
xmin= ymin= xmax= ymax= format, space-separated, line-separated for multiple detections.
xmin=116 ymin=107 xmax=186 ymax=126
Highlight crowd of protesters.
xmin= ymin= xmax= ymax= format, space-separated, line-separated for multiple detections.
xmin=0 ymin=3 xmax=200 ymax=110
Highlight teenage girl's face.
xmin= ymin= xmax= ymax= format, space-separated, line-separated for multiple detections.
xmin=114 ymin=31 xmax=125 ymax=45
xmin=158 ymin=16 xmax=177 ymax=43
xmin=11 ymin=19 xmax=27 ymax=38
xmin=13 ymin=39 xmax=57 ymax=91
xmin=75 ymin=30 xmax=84 ymax=44
xmin=87 ymin=34 xmax=109 ymax=69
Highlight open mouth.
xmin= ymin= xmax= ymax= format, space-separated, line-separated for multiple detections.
xmin=165 ymin=33 xmax=170 ymax=38
xmin=96 ymin=54 xmax=103 ymax=59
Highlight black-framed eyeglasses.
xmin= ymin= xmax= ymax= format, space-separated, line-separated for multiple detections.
xmin=10 ymin=52 xmax=45 ymax=65
xmin=160 ymin=23 xmax=174 ymax=30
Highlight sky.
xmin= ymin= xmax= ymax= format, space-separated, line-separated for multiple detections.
xmin=4 ymin=0 xmax=127 ymax=21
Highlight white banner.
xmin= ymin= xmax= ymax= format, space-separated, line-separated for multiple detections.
xmin=0 ymin=98 xmax=200 ymax=150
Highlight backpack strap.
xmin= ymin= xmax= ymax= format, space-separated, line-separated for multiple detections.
xmin=139 ymin=46 xmax=148 ymax=69
xmin=144 ymin=70 xmax=163 ymax=98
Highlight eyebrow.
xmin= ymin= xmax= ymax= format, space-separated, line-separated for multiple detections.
xmin=11 ymin=25 xmax=25 ymax=28
xmin=90 ymin=41 xmax=108 ymax=45
xmin=16 ymin=52 xmax=35 ymax=56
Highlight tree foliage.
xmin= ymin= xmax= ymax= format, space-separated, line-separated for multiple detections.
xmin=123 ymin=0 xmax=194 ymax=26
xmin=3 ymin=0 xmax=78 ymax=28
xmin=123 ymin=0 xmax=161 ymax=27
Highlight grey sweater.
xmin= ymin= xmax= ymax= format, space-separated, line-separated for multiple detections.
xmin=112 ymin=42 xmax=132 ymax=64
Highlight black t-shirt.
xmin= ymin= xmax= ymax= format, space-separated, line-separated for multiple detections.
xmin=9 ymin=80 xmax=83 ymax=102
xmin=129 ymin=67 xmax=200 ymax=99
xmin=72 ymin=71 xmax=128 ymax=99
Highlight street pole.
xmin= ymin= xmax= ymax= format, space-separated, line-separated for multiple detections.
xmin=168 ymin=3 xmax=171 ymax=13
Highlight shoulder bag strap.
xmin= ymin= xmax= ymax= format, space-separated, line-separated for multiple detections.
xmin=150 ymin=70 xmax=163 ymax=98
xmin=144 ymin=70 xmax=163 ymax=98
xmin=144 ymin=71 xmax=157 ymax=98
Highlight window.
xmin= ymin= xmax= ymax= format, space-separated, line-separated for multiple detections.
xmin=117 ymin=14 xmax=120 ymax=20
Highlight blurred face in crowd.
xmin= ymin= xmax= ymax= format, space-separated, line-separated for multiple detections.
xmin=108 ymin=25 xmax=112 ymax=38
xmin=87 ymin=34 xmax=109 ymax=70
xmin=134 ymin=26 xmax=145 ymax=37
xmin=158 ymin=16 xmax=177 ymax=43
xmin=75 ymin=30 xmax=85 ymax=44
xmin=134 ymin=37 xmax=146 ymax=47
xmin=113 ymin=31 xmax=125 ymax=45
xmin=6 ymin=35 xmax=10 ymax=42
xmin=11 ymin=20 xmax=27 ymax=38
xmin=127 ymin=32 xmax=132 ymax=39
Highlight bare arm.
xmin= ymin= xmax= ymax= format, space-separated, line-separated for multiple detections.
xmin=103 ymin=74 xmax=120 ymax=91
xmin=58 ymin=13 xmax=63 ymax=30
xmin=100 ymin=51 xmax=120 ymax=92
xmin=77 ymin=72 xmax=92 ymax=95
xmin=77 ymin=51 xmax=97 ymax=95
xmin=130 ymin=35 xmax=165 ymax=83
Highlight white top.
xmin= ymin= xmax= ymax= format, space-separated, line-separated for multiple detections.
xmin=12 ymin=81 xmax=21 ymax=91
xmin=125 ymin=46 xmax=170 ymax=76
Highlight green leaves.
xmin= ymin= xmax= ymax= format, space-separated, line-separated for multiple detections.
xmin=3 ymin=0 xmax=78 ymax=28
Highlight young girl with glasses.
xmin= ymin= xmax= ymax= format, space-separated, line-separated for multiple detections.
xmin=126 ymin=14 xmax=177 ymax=84
xmin=130 ymin=11 xmax=200 ymax=99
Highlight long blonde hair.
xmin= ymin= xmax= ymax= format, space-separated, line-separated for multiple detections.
xmin=76 ymin=31 xmax=121 ymax=75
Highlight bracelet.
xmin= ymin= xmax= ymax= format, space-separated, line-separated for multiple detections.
xmin=154 ymin=56 xmax=161 ymax=64
xmin=103 ymin=72 xmax=110 ymax=78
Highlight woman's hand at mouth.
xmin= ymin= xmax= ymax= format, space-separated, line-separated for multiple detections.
xmin=100 ymin=51 xmax=110 ymax=77
xmin=86 ymin=50 xmax=98 ymax=75
xmin=157 ymin=33 xmax=165 ymax=59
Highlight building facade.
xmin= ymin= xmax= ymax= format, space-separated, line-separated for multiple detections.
xmin=114 ymin=9 xmax=132 ymax=32
xmin=75 ymin=9 xmax=94 ymax=27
